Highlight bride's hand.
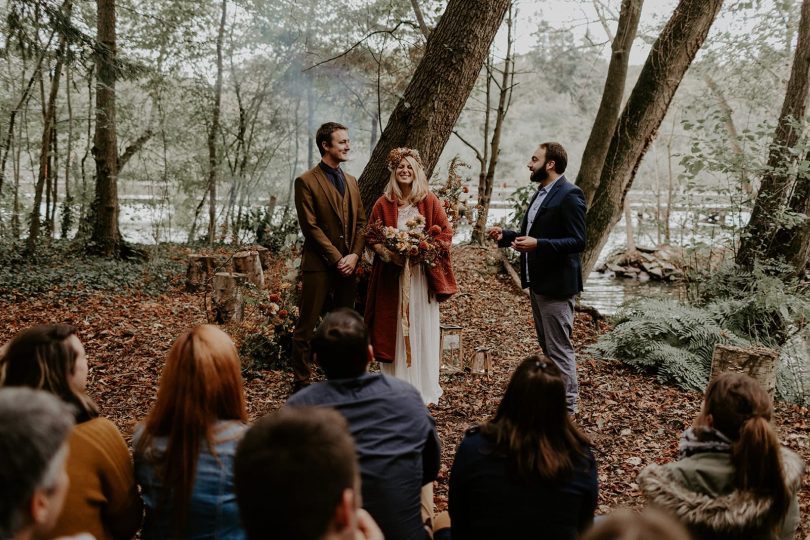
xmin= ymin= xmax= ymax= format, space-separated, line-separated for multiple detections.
xmin=389 ymin=251 xmax=406 ymax=267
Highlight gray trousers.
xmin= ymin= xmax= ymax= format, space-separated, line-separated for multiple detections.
xmin=530 ymin=291 xmax=578 ymax=413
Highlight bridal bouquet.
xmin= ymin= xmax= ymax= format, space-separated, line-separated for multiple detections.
xmin=365 ymin=215 xmax=446 ymax=268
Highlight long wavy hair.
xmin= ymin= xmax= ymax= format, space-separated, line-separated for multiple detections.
xmin=0 ymin=324 xmax=98 ymax=422
xmin=479 ymin=355 xmax=590 ymax=482
xmin=697 ymin=372 xmax=790 ymax=529
xmin=384 ymin=154 xmax=430 ymax=205
xmin=136 ymin=325 xmax=247 ymax=535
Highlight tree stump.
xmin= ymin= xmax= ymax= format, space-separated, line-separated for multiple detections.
xmin=253 ymin=245 xmax=271 ymax=272
xmin=710 ymin=343 xmax=779 ymax=400
xmin=212 ymin=272 xmax=246 ymax=323
xmin=186 ymin=254 xmax=218 ymax=292
xmin=233 ymin=250 xmax=264 ymax=288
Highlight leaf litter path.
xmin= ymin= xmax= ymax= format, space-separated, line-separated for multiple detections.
xmin=0 ymin=244 xmax=807 ymax=536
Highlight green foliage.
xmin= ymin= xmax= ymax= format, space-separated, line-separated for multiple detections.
xmin=249 ymin=208 xmax=302 ymax=254
xmin=589 ymin=299 xmax=747 ymax=392
xmin=239 ymin=251 xmax=300 ymax=371
xmin=590 ymin=264 xmax=810 ymax=405
xmin=0 ymin=240 xmax=183 ymax=300
xmin=504 ymin=184 xmax=534 ymax=229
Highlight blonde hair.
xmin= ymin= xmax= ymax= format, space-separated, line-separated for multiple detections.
xmin=384 ymin=155 xmax=430 ymax=204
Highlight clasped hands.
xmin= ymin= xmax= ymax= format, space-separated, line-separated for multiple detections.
xmin=487 ymin=226 xmax=538 ymax=252
xmin=336 ymin=253 xmax=359 ymax=276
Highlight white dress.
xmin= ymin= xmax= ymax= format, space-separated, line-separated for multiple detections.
xmin=380 ymin=204 xmax=443 ymax=405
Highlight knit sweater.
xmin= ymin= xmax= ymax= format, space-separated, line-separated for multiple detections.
xmin=364 ymin=192 xmax=458 ymax=362
xmin=47 ymin=417 xmax=143 ymax=540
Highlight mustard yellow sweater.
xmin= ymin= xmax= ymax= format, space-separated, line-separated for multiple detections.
xmin=47 ymin=417 xmax=143 ymax=540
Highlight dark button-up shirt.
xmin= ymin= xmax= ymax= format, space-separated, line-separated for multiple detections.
xmin=287 ymin=372 xmax=440 ymax=540
xmin=319 ymin=161 xmax=346 ymax=196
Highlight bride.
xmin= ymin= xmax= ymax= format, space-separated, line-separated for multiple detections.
xmin=364 ymin=148 xmax=457 ymax=405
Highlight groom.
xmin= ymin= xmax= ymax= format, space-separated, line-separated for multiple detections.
xmin=291 ymin=122 xmax=367 ymax=391
xmin=488 ymin=142 xmax=586 ymax=413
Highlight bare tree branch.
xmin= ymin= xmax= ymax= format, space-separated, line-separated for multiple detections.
xmin=118 ymin=130 xmax=153 ymax=172
xmin=410 ymin=0 xmax=431 ymax=38
xmin=452 ymin=130 xmax=484 ymax=166
xmin=303 ymin=21 xmax=416 ymax=72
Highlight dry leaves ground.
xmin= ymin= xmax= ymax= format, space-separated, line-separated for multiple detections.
xmin=1 ymin=243 xmax=807 ymax=537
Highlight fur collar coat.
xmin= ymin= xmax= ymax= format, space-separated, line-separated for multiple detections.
xmin=637 ymin=447 xmax=804 ymax=540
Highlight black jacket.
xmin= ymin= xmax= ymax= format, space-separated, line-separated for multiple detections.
xmin=499 ymin=176 xmax=586 ymax=298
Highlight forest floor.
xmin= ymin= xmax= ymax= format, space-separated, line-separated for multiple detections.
xmin=0 ymin=242 xmax=807 ymax=537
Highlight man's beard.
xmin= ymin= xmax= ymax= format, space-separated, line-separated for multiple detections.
xmin=530 ymin=162 xmax=549 ymax=183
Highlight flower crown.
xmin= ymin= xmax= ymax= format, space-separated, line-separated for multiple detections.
xmin=386 ymin=147 xmax=424 ymax=172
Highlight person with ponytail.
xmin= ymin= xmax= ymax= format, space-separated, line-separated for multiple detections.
xmin=447 ymin=355 xmax=597 ymax=539
xmin=638 ymin=372 xmax=803 ymax=540
xmin=134 ymin=325 xmax=248 ymax=539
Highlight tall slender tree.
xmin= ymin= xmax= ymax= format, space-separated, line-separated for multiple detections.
xmin=576 ymin=0 xmax=643 ymax=207
xmin=207 ymin=0 xmax=227 ymax=245
xmin=580 ymin=0 xmax=725 ymax=279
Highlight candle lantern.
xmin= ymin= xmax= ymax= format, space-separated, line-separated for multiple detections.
xmin=439 ymin=324 xmax=464 ymax=373
xmin=470 ymin=347 xmax=492 ymax=377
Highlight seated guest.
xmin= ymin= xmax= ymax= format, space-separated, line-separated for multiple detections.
xmin=286 ymin=308 xmax=440 ymax=540
xmin=1 ymin=324 xmax=142 ymax=540
xmin=448 ymin=355 xmax=597 ymax=539
xmin=234 ymin=406 xmax=383 ymax=540
xmin=581 ymin=508 xmax=692 ymax=540
xmin=0 ymin=388 xmax=74 ymax=540
xmin=638 ymin=372 xmax=803 ymax=540
xmin=134 ymin=325 xmax=248 ymax=539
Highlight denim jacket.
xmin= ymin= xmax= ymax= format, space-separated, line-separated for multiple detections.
xmin=134 ymin=420 xmax=247 ymax=540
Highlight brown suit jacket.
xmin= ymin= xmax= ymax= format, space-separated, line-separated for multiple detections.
xmin=294 ymin=164 xmax=367 ymax=272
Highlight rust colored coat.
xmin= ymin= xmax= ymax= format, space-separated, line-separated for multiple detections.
xmin=364 ymin=192 xmax=458 ymax=362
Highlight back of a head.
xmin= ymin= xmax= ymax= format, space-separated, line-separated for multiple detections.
xmin=312 ymin=308 xmax=369 ymax=379
xmin=235 ymin=407 xmax=358 ymax=540
xmin=701 ymin=372 xmax=789 ymax=524
xmin=139 ymin=324 xmax=247 ymax=534
xmin=0 ymin=324 xmax=96 ymax=421
xmin=0 ymin=388 xmax=74 ymax=539
xmin=481 ymin=355 xmax=589 ymax=480
xmin=582 ymin=509 xmax=692 ymax=540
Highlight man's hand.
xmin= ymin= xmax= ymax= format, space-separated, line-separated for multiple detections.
xmin=487 ymin=226 xmax=503 ymax=242
xmin=512 ymin=236 xmax=538 ymax=252
xmin=355 ymin=509 xmax=384 ymax=540
xmin=337 ymin=253 xmax=359 ymax=276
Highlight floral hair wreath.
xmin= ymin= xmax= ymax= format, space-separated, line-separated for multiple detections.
xmin=386 ymin=147 xmax=424 ymax=172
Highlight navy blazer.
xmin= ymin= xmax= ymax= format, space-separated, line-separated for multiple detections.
xmin=498 ymin=176 xmax=586 ymax=298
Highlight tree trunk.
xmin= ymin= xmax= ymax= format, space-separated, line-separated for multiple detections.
xmin=703 ymin=74 xmax=752 ymax=194
xmin=774 ymin=147 xmax=810 ymax=273
xmin=0 ymin=20 xmax=58 ymax=199
xmin=207 ymin=0 xmax=227 ymax=246
xmin=580 ymin=0 xmax=724 ymax=280
xmin=472 ymin=4 xmax=516 ymax=244
xmin=737 ymin=0 xmax=810 ymax=270
xmin=576 ymin=0 xmax=643 ymax=207
xmin=62 ymin=61 xmax=74 ymax=239
xmin=87 ymin=0 xmax=121 ymax=256
xmin=212 ymin=272 xmax=245 ymax=323
xmin=26 ymin=4 xmax=71 ymax=253
xmin=233 ymin=250 xmax=264 ymax=289
xmin=710 ymin=343 xmax=778 ymax=401
xmin=358 ymin=0 xmax=511 ymax=212
xmin=186 ymin=254 xmax=218 ymax=292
